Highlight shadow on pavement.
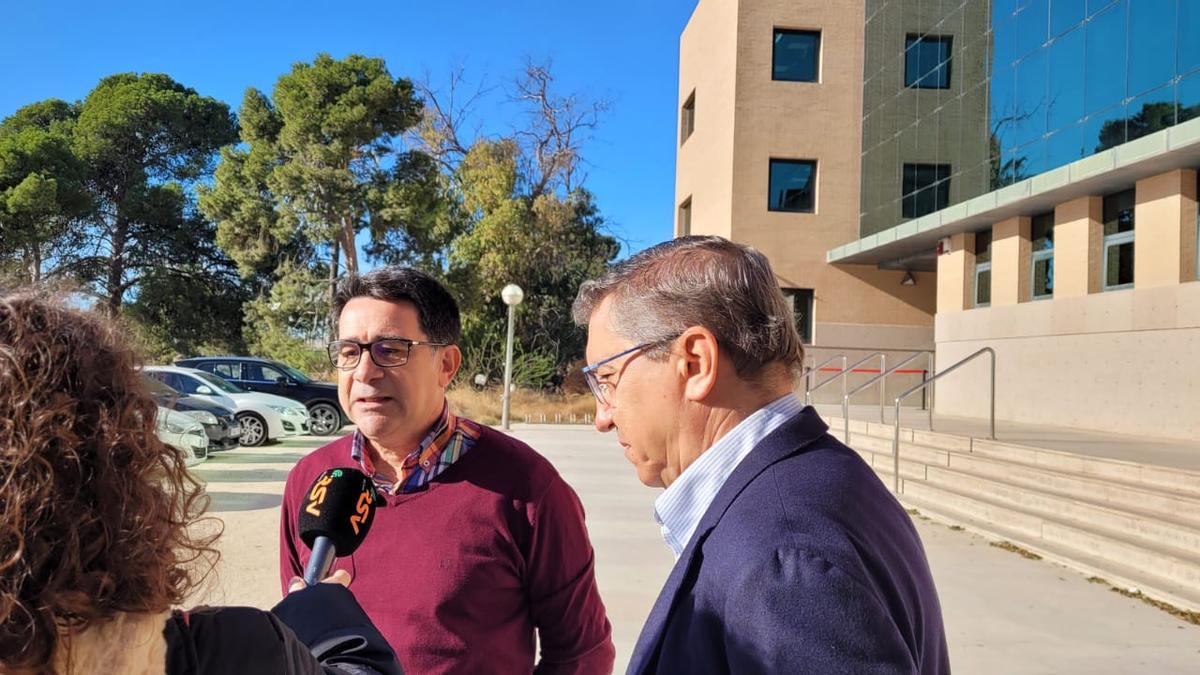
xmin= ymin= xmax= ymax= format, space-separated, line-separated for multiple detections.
xmin=206 ymin=452 xmax=306 ymax=465
xmin=206 ymin=491 xmax=283 ymax=512
xmin=277 ymin=436 xmax=344 ymax=447
xmin=193 ymin=469 xmax=292 ymax=483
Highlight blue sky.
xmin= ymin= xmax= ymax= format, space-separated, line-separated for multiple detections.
xmin=0 ymin=0 xmax=698 ymax=260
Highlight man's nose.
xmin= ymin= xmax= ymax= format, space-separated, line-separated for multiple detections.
xmin=593 ymin=401 xmax=615 ymax=433
xmin=353 ymin=350 xmax=383 ymax=382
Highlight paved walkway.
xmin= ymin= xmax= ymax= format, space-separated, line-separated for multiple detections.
xmin=190 ymin=425 xmax=1200 ymax=674
xmin=816 ymin=403 xmax=1200 ymax=472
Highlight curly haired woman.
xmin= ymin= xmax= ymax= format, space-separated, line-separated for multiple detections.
xmin=0 ymin=290 xmax=401 ymax=675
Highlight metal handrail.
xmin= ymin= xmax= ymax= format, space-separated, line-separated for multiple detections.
xmin=801 ymin=354 xmax=846 ymax=385
xmin=806 ymin=344 xmax=934 ymax=355
xmin=890 ymin=347 xmax=995 ymax=492
xmin=801 ymin=355 xmax=846 ymax=402
xmin=806 ymin=352 xmax=886 ymax=406
xmin=842 ymin=350 xmax=932 ymax=444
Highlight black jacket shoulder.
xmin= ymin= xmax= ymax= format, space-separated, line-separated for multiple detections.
xmin=164 ymin=584 xmax=402 ymax=675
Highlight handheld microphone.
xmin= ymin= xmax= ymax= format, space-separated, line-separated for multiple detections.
xmin=298 ymin=467 xmax=379 ymax=586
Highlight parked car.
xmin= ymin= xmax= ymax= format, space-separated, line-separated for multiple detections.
xmin=142 ymin=374 xmax=241 ymax=453
xmin=143 ymin=365 xmax=310 ymax=447
xmin=175 ymin=356 xmax=348 ymax=436
xmin=155 ymin=405 xmax=208 ymax=467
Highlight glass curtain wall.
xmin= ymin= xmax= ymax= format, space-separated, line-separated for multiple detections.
xmin=862 ymin=0 xmax=1200 ymax=237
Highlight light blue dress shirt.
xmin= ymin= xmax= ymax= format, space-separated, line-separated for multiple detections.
xmin=653 ymin=393 xmax=806 ymax=558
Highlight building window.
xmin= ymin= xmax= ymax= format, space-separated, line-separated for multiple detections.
xmin=781 ymin=288 xmax=814 ymax=343
xmin=768 ymin=159 xmax=817 ymax=213
xmin=680 ymin=91 xmax=695 ymax=145
xmin=773 ymin=29 xmax=820 ymax=82
xmin=1030 ymin=212 xmax=1054 ymax=299
xmin=1103 ymin=189 xmax=1135 ymax=290
xmin=902 ymin=163 xmax=950 ymax=218
xmin=974 ymin=230 xmax=992 ymax=308
xmin=678 ymin=197 xmax=692 ymax=237
xmin=905 ymin=34 xmax=952 ymax=89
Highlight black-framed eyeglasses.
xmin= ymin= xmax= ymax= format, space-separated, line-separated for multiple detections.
xmin=581 ymin=335 xmax=678 ymax=410
xmin=327 ymin=338 xmax=448 ymax=370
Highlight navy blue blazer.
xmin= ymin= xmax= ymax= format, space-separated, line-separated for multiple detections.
xmin=627 ymin=407 xmax=949 ymax=674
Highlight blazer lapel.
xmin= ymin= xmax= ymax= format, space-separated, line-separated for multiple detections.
xmin=626 ymin=407 xmax=830 ymax=674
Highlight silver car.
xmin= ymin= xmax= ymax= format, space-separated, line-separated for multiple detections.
xmin=155 ymin=405 xmax=208 ymax=467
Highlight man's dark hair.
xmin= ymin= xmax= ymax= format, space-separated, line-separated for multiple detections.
xmin=332 ymin=267 xmax=462 ymax=344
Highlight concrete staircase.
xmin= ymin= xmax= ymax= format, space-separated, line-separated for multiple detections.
xmin=828 ymin=417 xmax=1200 ymax=613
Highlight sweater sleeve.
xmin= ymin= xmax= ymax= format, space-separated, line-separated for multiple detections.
xmin=279 ymin=469 xmax=307 ymax=595
xmin=722 ymin=548 xmax=917 ymax=674
xmin=525 ymin=476 xmax=616 ymax=675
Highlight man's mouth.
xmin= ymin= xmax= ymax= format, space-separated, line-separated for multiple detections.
xmin=355 ymin=395 xmax=392 ymax=405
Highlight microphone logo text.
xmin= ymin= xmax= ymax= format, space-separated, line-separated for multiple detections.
xmin=305 ymin=473 xmax=333 ymax=516
xmin=350 ymin=489 xmax=373 ymax=534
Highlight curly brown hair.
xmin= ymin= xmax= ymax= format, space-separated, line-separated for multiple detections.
xmin=0 ymin=290 xmax=219 ymax=672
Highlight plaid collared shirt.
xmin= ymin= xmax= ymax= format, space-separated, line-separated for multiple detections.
xmin=350 ymin=402 xmax=481 ymax=494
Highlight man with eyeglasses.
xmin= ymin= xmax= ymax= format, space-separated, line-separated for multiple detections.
xmin=573 ymin=236 xmax=948 ymax=674
xmin=279 ymin=267 xmax=614 ymax=675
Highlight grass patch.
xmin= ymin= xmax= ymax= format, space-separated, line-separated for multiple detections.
xmin=447 ymin=387 xmax=595 ymax=426
xmin=990 ymin=540 xmax=1043 ymax=560
xmin=1107 ymin=586 xmax=1200 ymax=626
xmin=947 ymin=525 xmax=965 ymax=532
xmin=1083 ymin=575 xmax=1200 ymax=625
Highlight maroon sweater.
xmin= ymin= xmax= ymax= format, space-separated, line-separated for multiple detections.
xmin=279 ymin=426 xmax=614 ymax=675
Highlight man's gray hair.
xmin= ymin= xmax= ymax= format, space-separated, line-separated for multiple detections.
xmin=572 ymin=235 xmax=804 ymax=379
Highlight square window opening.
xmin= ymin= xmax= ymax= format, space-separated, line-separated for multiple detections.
xmin=902 ymin=163 xmax=951 ymax=218
xmin=1031 ymin=212 xmax=1055 ymax=299
xmin=781 ymin=288 xmax=815 ymax=344
xmin=769 ymin=159 xmax=817 ymax=213
xmin=773 ymin=29 xmax=821 ymax=82
xmin=905 ymin=34 xmax=953 ymax=89
xmin=1102 ymin=189 xmax=1135 ymax=291
xmin=681 ymin=91 xmax=695 ymax=145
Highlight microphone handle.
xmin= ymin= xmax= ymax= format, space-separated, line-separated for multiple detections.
xmin=303 ymin=536 xmax=336 ymax=587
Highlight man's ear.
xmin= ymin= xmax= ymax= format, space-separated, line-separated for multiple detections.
xmin=439 ymin=345 xmax=463 ymax=388
xmin=677 ymin=327 xmax=719 ymax=403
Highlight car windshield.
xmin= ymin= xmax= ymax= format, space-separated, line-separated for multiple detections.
xmin=141 ymin=374 xmax=179 ymax=398
xmin=277 ymin=363 xmax=312 ymax=384
xmin=194 ymin=371 xmax=245 ymax=394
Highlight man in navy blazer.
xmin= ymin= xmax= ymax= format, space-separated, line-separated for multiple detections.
xmin=573 ymin=236 xmax=949 ymax=674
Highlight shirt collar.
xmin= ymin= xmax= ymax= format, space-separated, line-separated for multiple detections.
xmin=653 ymin=393 xmax=806 ymax=558
xmin=350 ymin=400 xmax=455 ymax=493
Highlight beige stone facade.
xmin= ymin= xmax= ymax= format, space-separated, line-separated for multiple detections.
xmin=934 ymin=167 xmax=1200 ymax=440
xmin=806 ymin=1 xmax=1200 ymax=441
xmin=677 ymin=0 xmax=936 ymax=350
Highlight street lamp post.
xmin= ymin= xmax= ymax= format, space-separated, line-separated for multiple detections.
xmin=500 ymin=284 xmax=524 ymax=430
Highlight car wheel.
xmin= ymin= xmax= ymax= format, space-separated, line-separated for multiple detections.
xmin=237 ymin=412 xmax=269 ymax=447
xmin=308 ymin=402 xmax=343 ymax=436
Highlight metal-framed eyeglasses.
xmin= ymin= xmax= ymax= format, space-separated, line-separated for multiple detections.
xmin=581 ymin=335 xmax=678 ymax=410
xmin=327 ymin=338 xmax=448 ymax=370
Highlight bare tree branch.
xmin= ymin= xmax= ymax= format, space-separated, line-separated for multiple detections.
xmin=509 ymin=58 xmax=610 ymax=199
xmin=411 ymin=63 xmax=496 ymax=173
